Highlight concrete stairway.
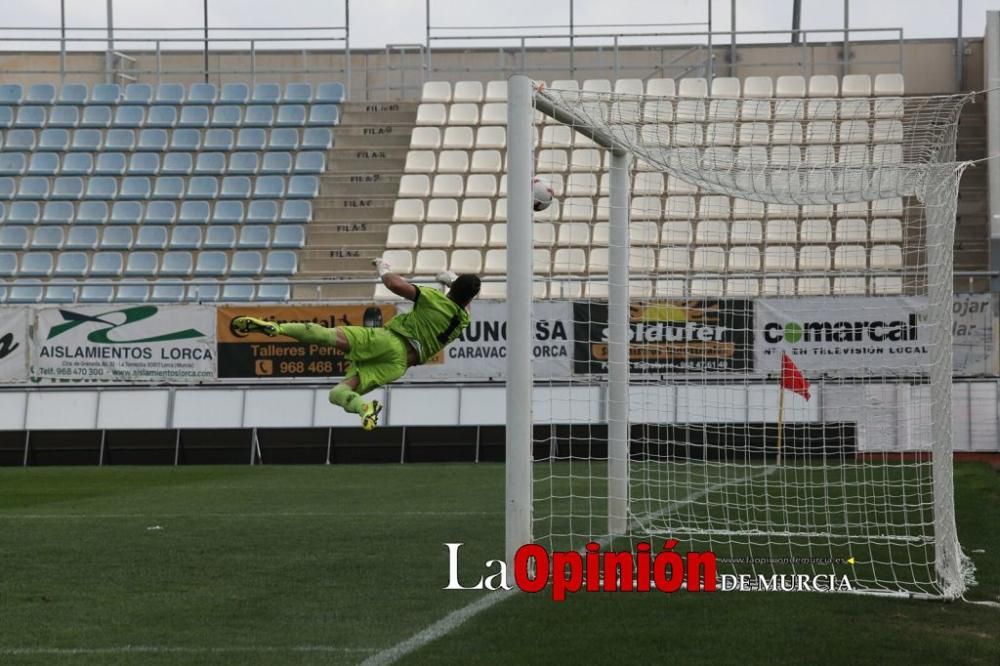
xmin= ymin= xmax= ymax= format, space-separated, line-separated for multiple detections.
xmin=955 ymin=99 xmax=990 ymax=292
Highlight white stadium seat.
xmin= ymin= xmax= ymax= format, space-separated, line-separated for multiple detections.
xmin=414 ymin=249 xmax=448 ymax=274
xmin=840 ymin=74 xmax=873 ymax=119
xmin=437 ymin=151 xmax=469 ymax=174
xmin=870 ymin=245 xmax=903 ymax=269
xmin=416 ymin=103 xmax=447 ymax=126
xmin=421 ymin=81 xmax=451 ymax=103
xmin=485 ymin=80 xmax=507 ymax=102
xmin=533 ymin=223 xmax=556 ymax=248
xmin=442 ymin=126 xmax=474 ymax=149
xmin=460 ymin=199 xmax=493 ymax=223
xmin=426 ymin=199 xmax=459 ymax=222
xmin=409 ymin=127 xmax=441 ymax=150
xmin=454 ymin=224 xmax=488 ymax=248
xmin=774 ymin=75 xmax=806 ymax=120
xmin=452 ymin=81 xmax=484 ymax=103
xmin=465 ymin=174 xmax=498 ymax=198
xmin=480 ymin=103 xmax=507 ymax=125
xmin=448 ymin=104 xmax=479 ymax=125
xmin=871 ymin=218 xmax=903 ymax=242
xmin=404 ymin=151 xmax=435 ymax=173
xmin=432 ymin=175 xmax=464 ymax=197
xmin=393 ymin=199 xmax=425 ymax=222
xmin=476 ymin=126 xmax=506 ymax=149
xmin=421 ymin=224 xmax=453 ymax=248
xmin=397 ymin=175 xmax=430 ymax=198
xmin=835 ymin=245 xmax=868 ymax=270
xmin=386 ymin=224 xmax=419 ymax=249
xmin=450 ymin=248 xmax=483 ymax=273
xmin=383 ymin=249 xmax=414 ymax=274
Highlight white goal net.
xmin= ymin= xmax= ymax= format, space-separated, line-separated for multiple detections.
xmin=505 ymin=75 xmax=974 ymax=599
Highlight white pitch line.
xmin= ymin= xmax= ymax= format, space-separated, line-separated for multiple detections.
xmin=0 ymin=511 xmax=502 ymax=520
xmin=0 ymin=645 xmax=376 ymax=656
xmin=361 ymin=466 xmax=769 ymax=666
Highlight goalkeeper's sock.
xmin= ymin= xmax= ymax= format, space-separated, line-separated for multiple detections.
xmin=278 ymin=322 xmax=338 ymax=346
xmin=329 ymin=384 xmax=367 ymax=415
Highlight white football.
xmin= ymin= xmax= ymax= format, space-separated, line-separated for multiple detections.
xmin=532 ymin=177 xmax=554 ymax=212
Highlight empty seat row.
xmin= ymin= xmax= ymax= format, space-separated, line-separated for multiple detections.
xmin=0 ymin=224 xmax=305 ymax=251
xmin=0 ymin=103 xmax=340 ymax=130
xmin=0 ymin=199 xmax=311 ymax=225
xmin=0 ymin=279 xmax=292 ymax=304
xmin=0 ymin=127 xmax=335 ymax=152
xmin=0 ymin=82 xmax=345 ymax=106
xmin=0 ymin=250 xmax=297 ymax=278
xmin=405 ymin=150 xmax=504 ymax=174
xmin=411 ymin=126 xmax=508 ymax=150
xmin=0 ymin=150 xmax=325 ymax=176
xmin=0 ymin=175 xmax=319 ymax=201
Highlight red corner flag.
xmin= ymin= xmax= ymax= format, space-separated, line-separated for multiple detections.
xmin=780 ymin=352 xmax=811 ymax=401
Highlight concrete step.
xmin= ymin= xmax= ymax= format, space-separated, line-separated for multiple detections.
xmin=333 ymin=126 xmax=413 ymax=149
xmin=313 ymin=203 xmax=394 ymax=222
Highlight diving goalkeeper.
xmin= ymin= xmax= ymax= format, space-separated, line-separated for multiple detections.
xmin=231 ymin=258 xmax=481 ymax=430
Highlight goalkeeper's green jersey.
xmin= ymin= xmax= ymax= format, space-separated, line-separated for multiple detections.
xmin=385 ymin=286 xmax=470 ymax=365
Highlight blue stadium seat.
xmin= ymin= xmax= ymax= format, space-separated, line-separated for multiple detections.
xmin=151 ymin=282 xmax=186 ymax=303
xmin=85 ymin=171 xmax=121 ymax=195
xmin=104 ymin=129 xmax=136 ymax=151
xmin=238 ymin=225 xmax=270 ymax=249
xmin=81 ymin=106 xmax=112 ymax=128
xmin=7 ymin=202 xmax=39 ymax=223
xmin=302 ymin=127 xmax=333 ymax=150
xmin=60 ymin=152 xmax=93 ymax=175
xmin=0 ymin=152 xmax=27 ymax=175
xmin=26 ymin=84 xmax=56 ymax=105
xmin=123 ymin=83 xmax=153 ymax=105
xmin=220 ymin=176 xmax=251 ymax=199
xmin=113 ymin=106 xmax=145 ymax=128
xmin=169 ymin=129 xmax=201 ymax=152
xmin=58 ymin=83 xmax=89 ymax=105
xmin=27 ymin=153 xmax=59 ymax=175
xmin=119 ymin=177 xmax=152 ymax=200
xmin=246 ymin=200 xmax=278 ymax=224
xmin=143 ymin=202 xmax=176 ymax=225
xmin=211 ymin=105 xmax=242 ymax=128
xmin=137 ymin=129 xmax=168 ymax=151
xmin=16 ymin=106 xmax=47 ymax=128
xmin=76 ymin=201 xmax=109 ymax=225
xmin=146 ymin=106 xmax=177 ymax=128
xmin=0 ymin=252 xmax=16 ymax=276
xmin=254 ymin=175 xmax=286 ymax=198
xmin=0 ymin=84 xmax=23 ymax=105
xmin=264 ymin=250 xmax=297 ymax=275
xmin=282 ymin=82 xmax=313 ymax=104
xmin=115 ymin=284 xmax=150 ymax=303
xmin=6 ymin=129 xmax=37 ymax=151
xmin=221 ymin=280 xmax=255 ymax=301
xmin=54 ymin=251 xmax=87 ymax=276
xmin=220 ymin=83 xmax=249 ymax=104
xmin=51 ymin=176 xmax=84 ymax=200
xmin=70 ymin=129 xmax=103 ymax=151
xmin=66 ymin=226 xmax=100 ymax=250
xmin=257 ymin=280 xmax=291 ymax=301
xmin=195 ymin=152 xmax=226 ymax=175
xmin=186 ymin=281 xmax=221 ymax=302
xmin=38 ymin=128 xmax=70 ymax=151
xmin=80 ymin=106 xmax=112 ymax=129
xmin=110 ymin=201 xmax=143 ymax=225
xmin=230 ymin=251 xmax=263 ymax=276
xmin=275 ymin=105 xmax=306 ymax=126
xmin=135 ymin=225 xmax=168 ymax=249
xmin=20 ymin=252 xmax=54 ymax=276
xmin=294 ymin=151 xmax=325 ymax=174
xmin=48 ymin=105 xmax=80 ymax=128
xmin=261 ymin=152 xmax=292 ymax=174
xmin=169 ymin=226 xmax=202 ymax=249
xmin=204 ymin=225 xmax=237 ymax=249
xmin=212 ymin=200 xmax=244 ymax=224
xmin=155 ymin=83 xmax=185 ymax=105
xmin=203 ymin=128 xmax=234 ymax=151
xmin=187 ymin=176 xmax=219 ymax=199
xmin=236 ymin=128 xmax=266 ymax=151
xmin=90 ymin=252 xmax=124 ymax=276
xmin=152 ymin=176 xmax=185 ymax=199
xmin=251 ymin=83 xmax=281 ymax=104
xmin=44 ymin=284 xmax=79 ymax=303
xmin=195 ymin=251 xmax=228 ymax=276
xmin=0 ymin=226 xmax=29 ymax=249
xmin=80 ymin=282 xmax=115 ymax=303
xmin=128 ymin=152 xmax=160 ymax=175
xmin=160 ymin=251 xmax=193 ymax=277
xmin=0 ymin=107 xmax=14 ymax=128
xmin=162 ymin=152 xmax=193 ymax=175
xmin=29 ymin=226 xmax=62 ymax=249
xmin=244 ymin=105 xmax=274 ymax=127
xmin=315 ymin=82 xmax=345 ymax=104
xmin=0 ymin=178 xmax=16 ymax=200
xmin=186 ymin=83 xmax=217 ymax=105
xmin=8 ymin=280 xmax=43 ymax=303
xmin=178 ymin=200 xmax=210 ymax=224
xmin=99 ymin=226 xmax=134 ymax=250
xmin=287 ymin=175 xmax=319 ymax=198
xmin=17 ymin=177 xmax=50 ymax=200
xmin=308 ymin=104 xmax=340 ymax=126
xmin=228 ymin=152 xmax=259 ymax=174
xmin=90 ymin=84 xmax=122 ymax=105
xmin=178 ymin=106 xmax=210 ymax=128
xmin=281 ymin=199 xmax=312 ymax=224
xmin=268 ymin=127 xmax=299 ymax=150
xmin=40 ymin=201 xmax=74 ymax=224
xmin=272 ymin=225 xmax=305 ymax=248
xmin=125 ymin=251 xmax=158 ymax=277
xmin=94 ymin=152 xmax=126 ymax=175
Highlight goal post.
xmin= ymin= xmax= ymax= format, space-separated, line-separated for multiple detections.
xmin=505 ymin=74 xmax=975 ymax=598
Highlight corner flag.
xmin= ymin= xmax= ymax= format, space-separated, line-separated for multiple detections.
xmin=780 ymin=352 xmax=811 ymax=401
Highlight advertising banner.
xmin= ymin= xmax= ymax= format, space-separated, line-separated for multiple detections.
xmin=573 ymin=300 xmax=755 ymax=374
xmin=32 ymin=304 xmax=216 ymax=382
xmin=406 ymin=300 xmax=573 ymax=381
xmin=0 ymin=307 xmax=29 ymax=383
xmin=754 ymin=297 xmax=932 ymax=377
xmin=952 ymin=294 xmax=996 ymax=376
xmin=216 ymin=304 xmax=397 ymax=379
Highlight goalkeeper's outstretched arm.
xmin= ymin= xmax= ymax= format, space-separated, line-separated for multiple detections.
xmin=373 ymin=258 xmax=458 ymax=302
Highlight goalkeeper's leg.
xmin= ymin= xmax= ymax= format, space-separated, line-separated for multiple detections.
xmin=230 ymin=317 xmax=350 ymax=352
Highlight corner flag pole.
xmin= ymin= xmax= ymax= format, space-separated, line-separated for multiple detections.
xmin=776 ymin=383 xmax=785 ymax=467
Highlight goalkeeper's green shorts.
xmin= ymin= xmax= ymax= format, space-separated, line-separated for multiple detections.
xmin=339 ymin=326 xmax=410 ymax=395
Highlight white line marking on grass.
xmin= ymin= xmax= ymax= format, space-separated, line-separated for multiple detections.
xmin=0 ymin=511 xmax=502 ymax=520
xmin=0 ymin=646 xmax=376 ymax=656
xmin=361 ymin=466 xmax=772 ymax=666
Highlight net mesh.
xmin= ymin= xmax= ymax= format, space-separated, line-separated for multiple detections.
xmin=524 ymin=82 xmax=972 ymax=598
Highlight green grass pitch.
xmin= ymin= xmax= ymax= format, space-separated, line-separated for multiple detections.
xmin=0 ymin=462 xmax=996 ymax=665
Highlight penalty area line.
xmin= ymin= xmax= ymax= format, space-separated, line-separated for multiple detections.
xmin=0 ymin=645 xmax=377 ymax=656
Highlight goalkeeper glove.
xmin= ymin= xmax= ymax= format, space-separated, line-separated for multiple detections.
xmin=435 ymin=270 xmax=458 ymax=287
xmin=373 ymin=257 xmax=391 ymax=278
